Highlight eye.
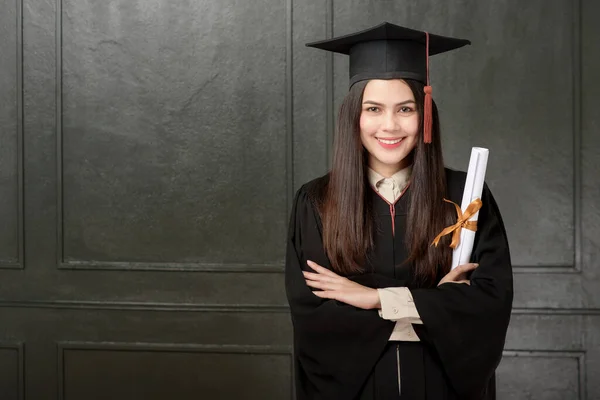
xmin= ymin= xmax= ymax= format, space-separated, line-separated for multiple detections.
xmin=366 ymin=106 xmax=380 ymax=112
xmin=398 ymin=106 xmax=414 ymax=113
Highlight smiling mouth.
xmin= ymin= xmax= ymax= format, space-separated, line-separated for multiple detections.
xmin=376 ymin=137 xmax=404 ymax=145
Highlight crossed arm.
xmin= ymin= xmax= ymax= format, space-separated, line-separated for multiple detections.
xmin=303 ymin=259 xmax=479 ymax=311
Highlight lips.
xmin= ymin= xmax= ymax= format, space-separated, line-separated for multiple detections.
xmin=376 ymin=137 xmax=404 ymax=149
xmin=377 ymin=137 xmax=403 ymax=144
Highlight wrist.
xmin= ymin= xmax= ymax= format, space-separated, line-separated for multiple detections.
xmin=373 ymin=288 xmax=381 ymax=309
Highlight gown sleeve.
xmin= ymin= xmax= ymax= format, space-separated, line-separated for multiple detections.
xmin=410 ymin=183 xmax=514 ymax=399
xmin=285 ymin=184 xmax=402 ymax=399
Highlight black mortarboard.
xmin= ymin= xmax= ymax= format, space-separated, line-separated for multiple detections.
xmin=306 ymin=22 xmax=471 ymax=143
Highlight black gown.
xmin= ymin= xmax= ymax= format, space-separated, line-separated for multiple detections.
xmin=285 ymin=168 xmax=513 ymax=400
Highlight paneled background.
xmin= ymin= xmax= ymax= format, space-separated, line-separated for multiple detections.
xmin=0 ymin=0 xmax=598 ymax=398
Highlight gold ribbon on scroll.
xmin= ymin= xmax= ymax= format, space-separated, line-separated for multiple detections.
xmin=431 ymin=198 xmax=482 ymax=249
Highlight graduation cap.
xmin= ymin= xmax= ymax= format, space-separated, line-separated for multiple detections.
xmin=306 ymin=22 xmax=471 ymax=144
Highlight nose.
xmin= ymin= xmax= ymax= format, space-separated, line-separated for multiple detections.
xmin=381 ymin=111 xmax=397 ymax=132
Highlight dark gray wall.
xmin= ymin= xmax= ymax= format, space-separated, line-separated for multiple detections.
xmin=0 ymin=0 xmax=598 ymax=399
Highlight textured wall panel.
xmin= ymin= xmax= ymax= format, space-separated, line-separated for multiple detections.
xmin=60 ymin=0 xmax=287 ymax=265
xmin=60 ymin=343 xmax=291 ymax=400
xmin=292 ymin=1 xmax=329 ymax=189
xmin=0 ymin=0 xmax=20 ymax=263
xmin=497 ymin=352 xmax=582 ymax=400
xmin=513 ymin=273 xmax=583 ymax=309
xmin=0 ymin=345 xmax=21 ymax=400
xmin=586 ymin=316 xmax=600 ymax=399
xmin=332 ymin=0 xmax=575 ymax=267
xmin=0 ymin=306 xmax=292 ymax=347
xmin=505 ymin=314 xmax=583 ymax=351
xmin=0 ymin=270 xmax=288 ymax=305
xmin=581 ymin=0 xmax=600 ymax=308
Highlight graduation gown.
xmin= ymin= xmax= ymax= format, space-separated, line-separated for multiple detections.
xmin=285 ymin=168 xmax=513 ymax=400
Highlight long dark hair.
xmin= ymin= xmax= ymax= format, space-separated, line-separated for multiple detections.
xmin=318 ymin=79 xmax=454 ymax=287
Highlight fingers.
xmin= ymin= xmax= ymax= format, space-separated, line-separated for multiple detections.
xmin=313 ymin=291 xmax=335 ymax=299
xmin=306 ymin=260 xmax=339 ymax=278
xmin=438 ymin=263 xmax=477 ymax=286
xmin=450 ymin=263 xmax=479 ymax=278
xmin=305 ymin=279 xmax=337 ymax=290
xmin=438 ymin=279 xmax=471 ymax=286
xmin=302 ymin=270 xmax=326 ymax=280
xmin=302 ymin=271 xmax=338 ymax=286
xmin=303 ymin=262 xmax=344 ymax=291
xmin=455 ymin=263 xmax=479 ymax=274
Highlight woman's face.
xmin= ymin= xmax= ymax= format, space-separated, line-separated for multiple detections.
xmin=359 ymin=79 xmax=419 ymax=177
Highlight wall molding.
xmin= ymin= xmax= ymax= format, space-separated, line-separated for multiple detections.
xmin=57 ymin=341 xmax=293 ymax=400
xmin=513 ymin=0 xmax=582 ymax=274
xmin=58 ymin=260 xmax=284 ymax=273
xmin=325 ymin=0 xmax=333 ymax=170
xmin=1 ymin=0 xmax=24 ymax=270
xmin=2 ymin=300 xmax=600 ymax=315
xmin=502 ymin=350 xmax=586 ymax=400
xmin=286 ymin=0 xmax=294 ymax=218
xmin=0 ymin=342 xmax=25 ymax=400
xmin=0 ymin=299 xmax=290 ymax=313
xmin=54 ymin=0 xmax=291 ymax=274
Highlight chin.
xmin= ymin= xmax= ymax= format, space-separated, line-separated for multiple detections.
xmin=372 ymin=151 xmax=410 ymax=167
xmin=382 ymin=159 xmax=408 ymax=168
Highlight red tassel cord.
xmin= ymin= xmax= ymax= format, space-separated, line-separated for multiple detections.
xmin=423 ymin=85 xmax=433 ymax=143
xmin=423 ymin=32 xmax=433 ymax=144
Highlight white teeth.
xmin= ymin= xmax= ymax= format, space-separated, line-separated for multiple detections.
xmin=377 ymin=138 xmax=403 ymax=145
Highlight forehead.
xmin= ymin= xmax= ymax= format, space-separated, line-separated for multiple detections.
xmin=362 ymin=79 xmax=414 ymax=101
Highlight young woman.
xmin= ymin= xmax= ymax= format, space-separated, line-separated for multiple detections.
xmin=285 ymin=22 xmax=513 ymax=399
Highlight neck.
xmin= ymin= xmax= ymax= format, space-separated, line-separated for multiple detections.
xmin=369 ymin=154 xmax=413 ymax=178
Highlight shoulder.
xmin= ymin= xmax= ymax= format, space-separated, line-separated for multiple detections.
xmin=444 ymin=166 xmax=496 ymax=194
xmin=443 ymin=166 xmax=499 ymax=208
xmin=444 ymin=167 xmax=467 ymax=201
xmin=443 ymin=166 xmax=501 ymax=223
xmin=295 ymin=173 xmax=330 ymax=205
xmin=289 ymin=173 xmax=329 ymax=231
xmin=444 ymin=167 xmax=467 ymax=185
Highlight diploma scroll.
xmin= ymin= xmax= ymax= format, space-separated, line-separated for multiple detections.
xmin=451 ymin=147 xmax=489 ymax=270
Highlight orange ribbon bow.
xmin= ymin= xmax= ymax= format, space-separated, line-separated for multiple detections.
xmin=431 ymin=198 xmax=483 ymax=249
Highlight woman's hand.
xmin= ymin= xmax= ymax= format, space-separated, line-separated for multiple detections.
xmin=438 ymin=263 xmax=479 ymax=286
xmin=303 ymin=260 xmax=380 ymax=310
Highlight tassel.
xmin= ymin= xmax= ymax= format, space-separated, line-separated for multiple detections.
xmin=423 ymin=85 xmax=433 ymax=144
xmin=423 ymin=32 xmax=433 ymax=144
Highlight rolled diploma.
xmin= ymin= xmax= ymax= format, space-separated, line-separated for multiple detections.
xmin=451 ymin=147 xmax=489 ymax=270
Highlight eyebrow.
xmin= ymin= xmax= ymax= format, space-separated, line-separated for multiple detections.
xmin=362 ymin=100 xmax=416 ymax=106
